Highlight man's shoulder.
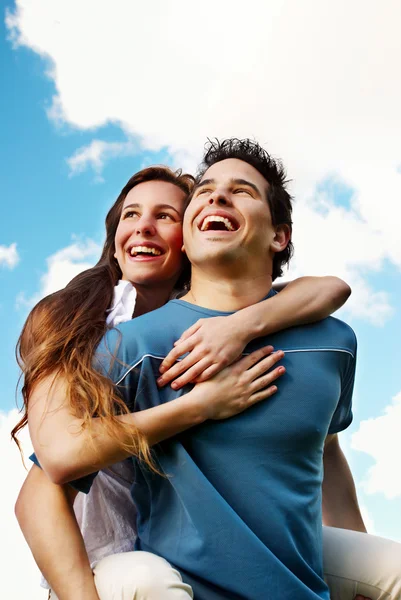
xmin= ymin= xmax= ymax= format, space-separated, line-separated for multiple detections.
xmin=317 ymin=316 xmax=357 ymax=356
xmin=96 ymin=300 xmax=202 ymax=382
xmin=103 ymin=301 xmax=183 ymax=355
xmin=291 ymin=316 xmax=357 ymax=357
xmin=249 ymin=315 xmax=357 ymax=357
xmin=119 ymin=300 xmax=183 ymax=332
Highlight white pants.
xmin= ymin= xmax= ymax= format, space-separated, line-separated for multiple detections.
xmin=93 ymin=552 xmax=193 ymax=600
xmin=50 ymin=527 xmax=401 ymax=599
xmin=323 ymin=527 xmax=401 ymax=599
xmin=50 ymin=551 xmax=193 ymax=600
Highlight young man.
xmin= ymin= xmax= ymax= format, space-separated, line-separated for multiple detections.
xmin=69 ymin=139 xmax=364 ymax=599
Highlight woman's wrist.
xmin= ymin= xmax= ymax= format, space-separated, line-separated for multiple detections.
xmin=182 ymin=387 xmax=211 ymax=424
xmin=229 ymin=305 xmax=264 ymax=345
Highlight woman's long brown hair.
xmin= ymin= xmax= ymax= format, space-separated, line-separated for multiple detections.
xmin=11 ymin=167 xmax=194 ymax=470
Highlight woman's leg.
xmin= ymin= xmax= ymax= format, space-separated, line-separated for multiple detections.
xmin=93 ymin=551 xmax=193 ymax=600
xmin=323 ymin=526 xmax=401 ymax=600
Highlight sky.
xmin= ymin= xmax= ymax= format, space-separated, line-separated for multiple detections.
xmin=1 ymin=1 xmax=400 ymax=598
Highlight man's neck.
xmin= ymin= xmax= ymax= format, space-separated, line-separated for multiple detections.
xmin=181 ymin=270 xmax=273 ymax=312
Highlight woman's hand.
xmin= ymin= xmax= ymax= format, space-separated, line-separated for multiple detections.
xmin=190 ymin=345 xmax=285 ymax=421
xmin=158 ymin=315 xmax=249 ymax=390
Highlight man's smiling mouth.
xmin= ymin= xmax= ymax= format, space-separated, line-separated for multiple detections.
xmin=199 ymin=214 xmax=239 ymax=232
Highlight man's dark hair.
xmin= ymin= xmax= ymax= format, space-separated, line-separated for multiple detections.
xmin=196 ymin=138 xmax=294 ymax=280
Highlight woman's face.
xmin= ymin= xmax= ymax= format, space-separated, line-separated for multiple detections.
xmin=114 ymin=180 xmax=186 ymax=289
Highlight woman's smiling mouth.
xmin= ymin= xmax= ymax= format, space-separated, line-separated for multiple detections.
xmin=127 ymin=242 xmax=165 ymax=260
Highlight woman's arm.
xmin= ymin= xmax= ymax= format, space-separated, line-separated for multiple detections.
xmin=28 ymin=346 xmax=284 ymax=484
xmin=158 ymin=276 xmax=351 ymax=388
xmin=247 ymin=275 xmax=351 ymax=335
xmin=15 ymin=465 xmax=99 ymax=600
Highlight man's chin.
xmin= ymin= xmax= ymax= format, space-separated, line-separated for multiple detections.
xmin=189 ymin=247 xmax=240 ymax=265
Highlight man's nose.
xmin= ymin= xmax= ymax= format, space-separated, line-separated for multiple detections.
xmin=208 ymin=190 xmax=231 ymax=206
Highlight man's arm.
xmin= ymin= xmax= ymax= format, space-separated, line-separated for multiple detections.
xmin=15 ymin=464 xmax=99 ymax=600
xmin=322 ymin=434 xmax=366 ymax=532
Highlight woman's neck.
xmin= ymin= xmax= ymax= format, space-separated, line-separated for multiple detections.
xmin=133 ymin=284 xmax=174 ymax=317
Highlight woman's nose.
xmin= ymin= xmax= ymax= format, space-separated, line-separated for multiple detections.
xmin=135 ymin=216 xmax=156 ymax=236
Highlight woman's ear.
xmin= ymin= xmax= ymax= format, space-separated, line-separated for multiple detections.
xmin=271 ymin=224 xmax=291 ymax=253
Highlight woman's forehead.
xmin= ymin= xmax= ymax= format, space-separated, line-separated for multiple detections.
xmin=123 ymin=180 xmax=187 ymax=209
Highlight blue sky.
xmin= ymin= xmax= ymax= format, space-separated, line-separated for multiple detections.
xmin=1 ymin=1 xmax=401 ymax=597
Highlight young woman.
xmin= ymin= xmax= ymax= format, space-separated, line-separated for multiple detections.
xmin=14 ymin=167 xmax=400 ymax=600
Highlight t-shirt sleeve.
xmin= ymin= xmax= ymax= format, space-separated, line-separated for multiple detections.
xmin=29 ymin=452 xmax=41 ymax=469
xmin=328 ymin=344 xmax=357 ymax=434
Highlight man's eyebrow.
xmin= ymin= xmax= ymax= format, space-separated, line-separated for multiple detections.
xmin=122 ymin=202 xmax=182 ymax=216
xmin=195 ymin=178 xmax=215 ymax=189
xmin=195 ymin=178 xmax=261 ymax=195
xmin=229 ymin=178 xmax=261 ymax=195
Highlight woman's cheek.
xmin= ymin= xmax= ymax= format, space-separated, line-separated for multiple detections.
xmin=114 ymin=222 xmax=131 ymax=254
xmin=168 ymin=226 xmax=184 ymax=253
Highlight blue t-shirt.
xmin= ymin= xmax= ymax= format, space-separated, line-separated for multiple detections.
xmin=65 ymin=292 xmax=357 ymax=599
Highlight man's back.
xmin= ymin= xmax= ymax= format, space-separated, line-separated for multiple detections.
xmin=98 ymin=293 xmax=356 ymax=600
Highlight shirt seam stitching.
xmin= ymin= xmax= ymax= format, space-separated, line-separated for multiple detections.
xmin=115 ymin=348 xmax=355 ymax=385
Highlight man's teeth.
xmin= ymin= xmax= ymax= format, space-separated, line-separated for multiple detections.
xmin=130 ymin=246 xmax=162 ymax=256
xmin=200 ymin=215 xmax=235 ymax=231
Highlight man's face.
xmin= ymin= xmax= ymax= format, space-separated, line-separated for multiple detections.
xmin=183 ymin=158 xmax=282 ymax=272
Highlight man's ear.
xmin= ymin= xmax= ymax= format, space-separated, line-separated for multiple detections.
xmin=271 ymin=224 xmax=291 ymax=253
xmin=181 ymin=244 xmax=186 ymax=254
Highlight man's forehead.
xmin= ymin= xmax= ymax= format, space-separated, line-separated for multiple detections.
xmin=200 ymin=159 xmax=268 ymax=190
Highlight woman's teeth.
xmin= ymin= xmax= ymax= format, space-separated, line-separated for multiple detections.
xmin=130 ymin=246 xmax=162 ymax=256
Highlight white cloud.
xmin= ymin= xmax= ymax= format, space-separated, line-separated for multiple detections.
xmin=0 ymin=243 xmax=20 ymax=269
xmin=67 ymin=139 xmax=139 ymax=180
xmin=0 ymin=409 xmax=47 ymax=599
xmin=351 ymin=391 xmax=401 ymax=499
xmin=17 ymin=238 xmax=101 ymax=308
xmin=5 ymin=0 xmax=401 ymax=322
xmin=285 ymin=195 xmax=394 ymax=325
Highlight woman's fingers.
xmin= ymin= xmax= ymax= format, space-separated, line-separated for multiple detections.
xmin=193 ymin=363 xmax=221 ymax=383
xmin=158 ymin=344 xmax=201 ymax=385
xmin=245 ymin=349 xmax=284 ymax=380
xmin=173 ymin=321 xmax=202 ymax=346
xmin=159 ymin=344 xmax=285 ymax=390
xmin=249 ymin=366 xmax=285 ymax=393
xmin=159 ymin=338 xmax=197 ymax=375
xmin=235 ymin=348 xmax=285 ymax=395
xmin=158 ymin=352 xmax=202 ymax=387
xmin=234 ymin=346 xmax=275 ymax=371
xmin=248 ymin=385 xmax=278 ymax=406
xmin=169 ymin=357 xmax=212 ymax=390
